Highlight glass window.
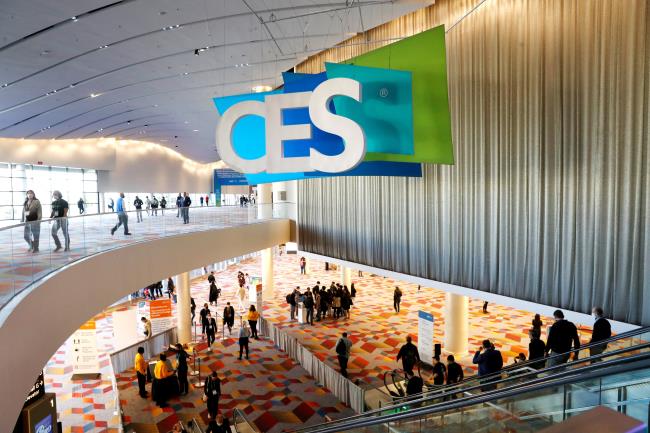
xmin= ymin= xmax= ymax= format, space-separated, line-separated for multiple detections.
xmin=0 ymin=191 xmax=11 ymax=206
xmin=0 ymin=206 xmax=13 ymax=220
xmin=0 ymin=163 xmax=10 ymax=177
xmin=83 ymin=170 xmax=97 ymax=181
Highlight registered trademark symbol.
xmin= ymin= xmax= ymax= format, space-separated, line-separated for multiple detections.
xmin=379 ymin=87 xmax=389 ymax=98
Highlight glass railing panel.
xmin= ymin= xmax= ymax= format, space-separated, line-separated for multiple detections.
xmin=0 ymin=204 xmax=291 ymax=311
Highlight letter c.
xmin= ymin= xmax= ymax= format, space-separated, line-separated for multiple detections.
xmin=216 ymin=100 xmax=267 ymax=174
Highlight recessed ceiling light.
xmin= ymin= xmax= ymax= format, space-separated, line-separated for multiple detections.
xmin=99 ymin=45 xmax=109 ymax=49
xmin=152 ymin=104 xmax=158 ymax=107
xmin=90 ymin=93 xmax=101 ymax=98
xmin=184 ymin=121 xmax=189 ymax=124
xmin=182 ymin=72 xmax=189 ymax=76
xmin=97 ymin=128 xmax=103 ymax=132
xmin=252 ymin=85 xmax=272 ymax=93
xmin=192 ymin=129 xmax=199 ymax=132
xmin=71 ymin=16 xmax=78 ymax=21
xmin=1 ymin=83 xmax=7 ymax=88
xmin=40 ymin=50 xmax=50 ymax=56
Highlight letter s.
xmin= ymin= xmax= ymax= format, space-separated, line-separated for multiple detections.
xmin=216 ymin=100 xmax=266 ymax=173
xmin=308 ymin=78 xmax=366 ymax=173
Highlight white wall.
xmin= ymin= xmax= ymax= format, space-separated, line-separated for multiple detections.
xmin=97 ymin=141 xmax=223 ymax=193
xmin=0 ymin=137 xmax=116 ymax=170
xmin=0 ymin=219 xmax=291 ymax=433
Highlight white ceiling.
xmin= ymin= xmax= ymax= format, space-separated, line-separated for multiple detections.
xmin=0 ymin=0 xmax=430 ymax=162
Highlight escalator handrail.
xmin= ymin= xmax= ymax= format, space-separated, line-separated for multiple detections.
xmin=291 ymin=350 xmax=650 ymax=433
xmin=378 ymin=324 xmax=650 ymax=401
xmin=287 ymin=339 xmax=650 ymax=432
xmin=372 ymin=329 xmax=650 ymax=407
xmin=233 ymin=407 xmax=259 ymax=432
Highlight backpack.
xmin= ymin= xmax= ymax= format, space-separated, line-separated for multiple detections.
xmin=286 ymin=294 xmax=293 ymax=304
xmin=335 ymin=339 xmax=347 ymax=356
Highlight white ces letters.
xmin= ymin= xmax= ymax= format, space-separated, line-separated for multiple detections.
xmin=216 ymin=78 xmax=366 ymax=174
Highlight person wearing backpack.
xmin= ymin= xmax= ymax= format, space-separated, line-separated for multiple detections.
xmin=303 ymin=290 xmax=314 ymax=325
xmin=335 ymin=332 xmax=352 ymax=378
xmin=396 ymin=335 xmax=420 ymax=376
xmin=151 ymin=195 xmax=159 ymax=216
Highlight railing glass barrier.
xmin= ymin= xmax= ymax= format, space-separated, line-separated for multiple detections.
xmin=0 ymin=204 xmax=293 ymax=310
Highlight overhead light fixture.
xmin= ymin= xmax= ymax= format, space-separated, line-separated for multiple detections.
xmin=1 ymin=83 xmax=7 ymax=88
xmin=184 ymin=121 xmax=189 ymax=124
xmin=162 ymin=24 xmax=181 ymax=30
xmin=97 ymin=128 xmax=104 ymax=132
xmin=194 ymin=47 xmax=209 ymax=55
xmin=192 ymin=129 xmax=199 ymax=132
xmin=252 ymin=85 xmax=272 ymax=93
xmin=182 ymin=72 xmax=189 ymax=76
xmin=99 ymin=45 xmax=109 ymax=49
xmin=90 ymin=93 xmax=101 ymax=98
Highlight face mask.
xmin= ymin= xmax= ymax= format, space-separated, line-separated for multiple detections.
xmin=593 ymin=314 xmax=599 ymax=320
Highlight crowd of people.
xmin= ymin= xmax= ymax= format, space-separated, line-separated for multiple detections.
xmin=285 ymin=281 xmax=357 ymax=325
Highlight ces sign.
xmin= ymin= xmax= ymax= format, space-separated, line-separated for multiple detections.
xmin=216 ymin=78 xmax=366 ymax=174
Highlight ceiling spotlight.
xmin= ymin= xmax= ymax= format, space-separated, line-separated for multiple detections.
xmin=99 ymin=45 xmax=109 ymax=49
xmin=184 ymin=121 xmax=189 ymax=124
xmin=192 ymin=129 xmax=199 ymax=132
xmin=182 ymin=72 xmax=189 ymax=76
xmin=152 ymin=104 xmax=158 ymax=107
xmin=252 ymin=85 xmax=272 ymax=93
xmin=97 ymin=128 xmax=104 ymax=132
xmin=194 ymin=47 xmax=208 ymax=55
xmin=90 ymin=93 xmax=101 ymax=98
xmin=71 ymin=16 xmax=78 ymax=22
xmin=162 ymin=24 xmax=181 ymax=30
xmin=1 ymin=83 xmax=7 ymax=88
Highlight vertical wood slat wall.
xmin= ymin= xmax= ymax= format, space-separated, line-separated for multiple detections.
xmin=296 ymin=0 xmax=650 ymax=325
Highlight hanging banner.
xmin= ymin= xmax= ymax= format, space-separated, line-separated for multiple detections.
xmin=418 ymin=311 xmax=435 ymax=365
xmin=71 ymin=320 xmax=100 ymax=375
xmin=150 ymin=298 xmax=173 ymax=335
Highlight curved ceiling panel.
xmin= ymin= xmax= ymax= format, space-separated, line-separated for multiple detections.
xmin=0 ymin=0 xmax=431 ymax=162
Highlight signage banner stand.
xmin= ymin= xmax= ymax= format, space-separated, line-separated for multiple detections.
xmin=150 ymin=299 xmax=173 ymax=334
xmin=71 ymin=320 xmax=101 ymax=380
xmin=418 ymin=310 xmax=434 ymax=367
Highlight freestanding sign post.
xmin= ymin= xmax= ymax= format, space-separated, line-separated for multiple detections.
xmin=418 ymin=310 xmax=435 ymax=366
xmin=71 ymin=320 xmax=100 ymax=380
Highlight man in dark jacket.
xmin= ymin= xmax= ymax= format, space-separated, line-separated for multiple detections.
xmin=396 ymin=336 xmax=420 ymax=376
xmin=473 ymin=339 xmax=503 ymax=390
xmin=182 ymin=192 xmax=191 ymax=224
xmin=204 ymin=371 xmax=221 ymax=420
xmin=589 ymin=306 xmax=612 ymax=358
xmin=303 ymin=290 xmax=314 ymax=325
xmin=545 ymin=310 xmax=580 ymax=367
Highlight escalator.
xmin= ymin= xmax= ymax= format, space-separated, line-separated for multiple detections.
xmin=285 ymin=326 xmax=650 ymax=432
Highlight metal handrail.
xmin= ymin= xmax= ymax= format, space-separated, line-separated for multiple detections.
xmin=286 ymin=339 xmax=650 ymax=433
xmin=233 ymin=408 xmax=259 ymax=432
xmin=363 ymin=325 xmax=650 ymax=406
xmin=287 ymin=351 xmax=650 ymax=433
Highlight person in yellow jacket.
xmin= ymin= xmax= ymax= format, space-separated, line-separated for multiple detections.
xmin=134 ymin=347 xmax=148 ymax=398
xmin=247 ymin=305 xmax=260 ymax=340
xmin=153 ymin=354 xmax=175 ymax=407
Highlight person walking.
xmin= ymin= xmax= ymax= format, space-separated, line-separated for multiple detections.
xmin=335 ymin=332 xmax=353 ymax=378
xmin=299 ymin=256 xmax=306 ymax=274
xmin=247 ymin=305 xmax=260 ymax=339
xmin=107 ymin=197 xmax=114 ymax=212
xmin=545 ymin=310 xmax=580 ymax=367
xmin=22 ymin=190 xmax=42 ymax=253
xmin=160 ymin=196 xmax=167 ymax=215
xmin=472 ymin=339 xmax=503 ymax=390
xmin=134 ymin=347 xmax=148 ymax=398
xmin=182 ymin=192 xmax=191 ymax=224
xmin=77 ymin=197 xmax=85 ymax=214
xmin=204 ymin=371 xmax=221 ymax=420
xmin=238 ymin=322 xmax=250 ymax=360
xmin=205 ymin=312 xmax=217 ymax=346
xmin=482 ymin=301 xmax=489 ymax=314
xmin=133 ymin=195 xmax=143 ymax=222
xmin=205 ymin=195 xmax=210 ymax=206
xmin=200 ymin=196 xmax=204 ymax=206
xmin=237 ymin=284 xmax=247 ymax=313
xmin=303 ymin=291 xmax=314 ymax=325
xmin=110 ymin=192 xmax=131 ymax=236
xmin=191 ymin=297 xmax=196 ymax=324
xmin=151 ymin=195 xmax=159 ymax=216
xmin=176 ymin=193 xmax=183 ymax=217
xmin=208 ymin=271 xmax=216 ymax=285
xmin=393 ymin=286 xmax=402 ymax=313
xmin=396 ymin=335 xmax=420 ymax=376
xmin=174 ymin=343 xmax=190 ymax=395
xmin=288 ymin=288 xmax=298 ymax=321
xmin=200 ymin=303 xmax=211 ymax=337
xmin=589 ymin=307 xmax=612 ymax=358
xmin=145 ymin=196 xmax=151 ymax=216
xmin=223 ymin=302 xmax=235 ymax=335
xmin=141 ymin=316 xmax=152 ymax=339
xmin=50 ymin=190 xmax=70 ymax=252
xmin=167 ymin=277 xmax=176 ymax=303
xmin=209 ymin=280 xmax=220 ymax=306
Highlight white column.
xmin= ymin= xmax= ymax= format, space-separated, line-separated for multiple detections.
xmin=444 ymin=292 xmax=469 ymax=356
xmin=257 ymin=183 xmax=273 ymax=219
xmin=176 ymin=272 xmax=192 ymax=344
xmin=262 ymin=247 xmax=274 ymax=295
xmin=340 ymin=266 xmax=352 ymax=287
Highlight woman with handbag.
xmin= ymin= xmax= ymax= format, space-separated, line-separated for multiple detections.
xmin=21 ymin=190 xmax=42 ymax=253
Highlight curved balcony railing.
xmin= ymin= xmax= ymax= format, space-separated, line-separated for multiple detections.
xmin=0 ymin=203 xmax=292 ymax=311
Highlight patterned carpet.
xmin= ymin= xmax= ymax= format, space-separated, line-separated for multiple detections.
xmin=43 ymin=250 xmax=603 ymax=432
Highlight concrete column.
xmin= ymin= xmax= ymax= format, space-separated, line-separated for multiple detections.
xmin=340 ymin=266 xmax=352 ymax=287
xmin=257 ymin=183 xmax=273 ymax=219
xmin=176 ymin=272 xmax=192 ymax=344
xmin=444 ymin=292 xmax=469 ymax=356
xmin=262 ymin=247 xmax=274 ymax=295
